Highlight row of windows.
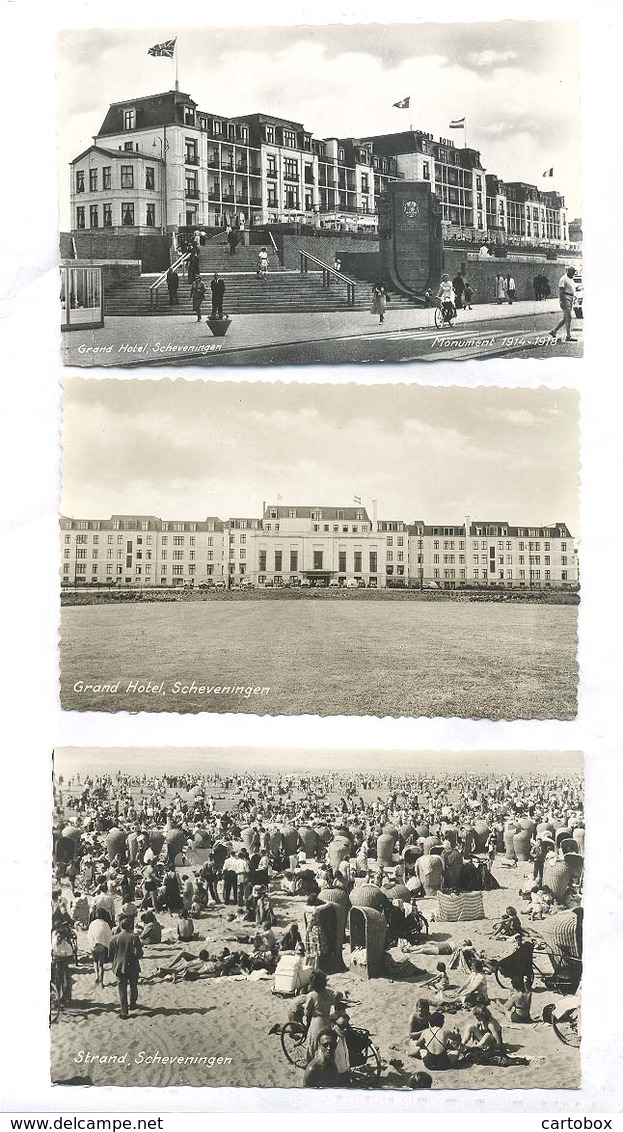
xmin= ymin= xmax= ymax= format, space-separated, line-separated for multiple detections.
xmin=76 ymin=167 xmax=155 ymax=193
xmin=76 ymin=203 xmax=156 ymax=229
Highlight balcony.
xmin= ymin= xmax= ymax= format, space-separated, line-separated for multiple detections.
xmin=208 ymin=158 xmax=220 ymax=168
xmin=185 ymin=153 xmax=199 ymax=166
xmin=208 ymin=189 xmax=221 ymax=200
xmin=221 ymin=162 xmax=234 ymax=172
xmin=249 ymin=196 xmax=262 ymax=206
xmin=284 ymin=172 xmax=299 ymax=182
xmin=235 ymin=162 xmax=248 ymax=174
xmin=267 ymin=169 xmax=278 ymax=180
xmin=222 ymin=192 xmax=235 ymax=202
xmin=185 ymin=187 xmax=200 ymax=200
xmin=249 ymin=165 xmax=262 ymax=177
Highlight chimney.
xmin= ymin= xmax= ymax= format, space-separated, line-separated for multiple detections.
xmin=465 ymin=514 xmax=471 ymax=538
xmin=372 ymin=499 xmax=378 ymax=526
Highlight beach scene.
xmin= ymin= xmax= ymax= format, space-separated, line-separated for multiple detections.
xmin=51 ymin=749 xmax=582 ymax=1091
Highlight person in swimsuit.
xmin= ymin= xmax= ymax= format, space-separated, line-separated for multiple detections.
xmin=410 ymin=1011 xmax=460 ymax=1070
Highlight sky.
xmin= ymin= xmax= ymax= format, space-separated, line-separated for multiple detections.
xmin=57 ymin=21 xmax=581 ymax=228
xmin=53 ymin=747 xmax=583 ymax=779
xmin=61 ymin=381 xmax=579 ymax=533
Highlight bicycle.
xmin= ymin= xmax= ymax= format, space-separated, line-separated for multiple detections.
xmin=434 ymin=300 xmax=457 ymax=329
xmin=279 ymin=1020 xmax=382 ymax=1085
xmin=495 ymin=940 xmax=581 ymax=995
xmin=549 ymin=998 xmax=581 ymax=1048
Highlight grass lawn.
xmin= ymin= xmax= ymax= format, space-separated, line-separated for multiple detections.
xmin=60 ymin=599 xmax=578 ymax=718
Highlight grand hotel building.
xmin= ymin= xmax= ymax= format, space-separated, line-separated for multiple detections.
xmin=69 ymin=87 xmax=570 ymax=246
xmin=60 ymin=505 xmax=577 ymax=590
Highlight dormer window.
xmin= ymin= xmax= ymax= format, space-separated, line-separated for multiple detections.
xmin=123 ymin=109 xmax=136 ymax=131
xmin=184 ymin=105 xmax=195 ymax=125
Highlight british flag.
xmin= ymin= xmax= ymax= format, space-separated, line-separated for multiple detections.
xmin=148 ymin=39 xmax=176 ymax=59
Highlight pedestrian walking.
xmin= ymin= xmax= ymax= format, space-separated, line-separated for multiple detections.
xmin=190 ymin=274 xmax=206 ymax=321
xmin=370 ymin=278 xmax=388 ymax=324
xmin=506 ymin=275 xmax=516 ymax=304
xmin=550 ymin=266 xmax=578 ymax=343
xmin=452 ymin=273 xmax=465 ymax=309
xmin=210 ymin=272 xmax=226 ymax=319
xmin=227 ymin=227 xmax=238 ymax=256
xmin=463 ymin=281 xmax=473 ymax=310
xmin=108 ymin=917 xmax=143 ymax=1020
xmin=494 ymin=274 xmax=506 ymax=304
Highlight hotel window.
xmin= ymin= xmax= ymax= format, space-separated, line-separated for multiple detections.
xmin=397 ymin=536 xmax=404 ymax=547
xmin=173 ymin=565 xmax=184 ymax=576
xmin=89 ymin=169 xmax=98 ymax=192
xmin=64 ymin=534 xmax=71 ymax=544
xmin=89 ymin=205 xmax=98 ymax=227
xmin=369 ymin=551 xmax=377 ymax=573
xmin=561 ymin=542 xmax=567 ymax=551
xmin=75 ymin=170 xmax=85 ymax=193
xmin=123 ymin=109 xmax=136 ymax=130
xmin=313 ymin=551 xmax=323 ymax=570
xmin=472 ymin=555 xmax=479 ymax=565
xmin=76 ymin=206 xmax=85 ymax=229
xmin=387 ymin=537 xmax=393 ymax=546
xmin=561 ymin=556 xmax=568 ymax=565
xmin=274 ymin=551 xmax=283 ymax=571
xmin=103 ymin=203 xmax=112 ymax=227
xmin=121 ymin=166 xmax=134 ymax=189
xmin=562 ymin=570 xmax=568 ymax=581
xmin=290 ymin=551 xmax=298 ymax=572
xmin=184 ymin=106 xmax=195 ymax=126
xmin=63 ymin=549 xmax=70 ymax=559
xmin=387 ymin=551 xmax=393 ymax=562
xmin=354 ymin=552 xmax=362 ymax=572
xmin=240 ymin=534 xmax=246 ymax=545
xmin=102 ymin=166 xmax=111 ymax=190
xmin=323 ymin=524 xmax=329 ymax=532
xmin=284 ymin=129 xmax=296 ymax=147
xmin=259 ymin=551 xmax=267 ymax=571
xmin=76 ymin=549 xmax=87 ymax=560
xmin=361 ymin=173 xmax=369 ymax=193
xmin=434 ymin=569 xmax=440 ymax=579
xmin=173 ymin=536 xmax=184 ymax=545
xmin=146 ymin=204 xmax=156 ymax=227
xmin=267 ymin=187 xmax=278 ymax=207
xmin=284 ymin=158 xmax=298 ymax=180
xmin=433 ymin=540 xmax=439 ymax=550
xmin=189 ymin=550 xmax=196 ymax=560
xmin=265 ymin=126 xmax=275 ymax=143
xmin=145 ymin=166 xmax=155 ymax=190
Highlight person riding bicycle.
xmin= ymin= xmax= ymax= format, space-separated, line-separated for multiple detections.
xmin=436 ymin=274 xmax=456 ymax=323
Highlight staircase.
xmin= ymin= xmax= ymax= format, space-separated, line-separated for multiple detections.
xmin=103 ymin=247 xmax=417 ymax=316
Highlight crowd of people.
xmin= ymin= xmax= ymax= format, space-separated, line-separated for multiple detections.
xmin=52 ymin=767 xmax=583 ymax=1088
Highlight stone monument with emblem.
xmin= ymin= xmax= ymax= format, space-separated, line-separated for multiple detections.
xmin=378 ymin=181 xmax=443 ymax=300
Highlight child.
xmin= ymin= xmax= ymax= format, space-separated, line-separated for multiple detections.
xmin=426 ymin=962 xmax=450 ymax=994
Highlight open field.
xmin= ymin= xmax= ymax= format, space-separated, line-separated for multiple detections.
xmin=60 ymin=600 xmax=578 ymax=717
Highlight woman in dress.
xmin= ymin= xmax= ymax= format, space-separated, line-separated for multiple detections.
xmin=304 ymin=970 xmax=340 ymax=1059
xmin=370 ymin=278 xmax=388 ymax=324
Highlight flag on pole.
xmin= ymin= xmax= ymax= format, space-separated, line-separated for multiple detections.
xmin=542 ymin=167 xmax=554 ymax=177
xmin=277 ymin=493 xmax=283 ymax=501
xmin=353 ymin=495 xmax=362 ymax=505
xmin=148 ymin=38 xmax=176 ymax=58
xmin=393 ymin=97 xmax=410 ymax=109
xmin=449 ymin=117 xmax=465 ymax=129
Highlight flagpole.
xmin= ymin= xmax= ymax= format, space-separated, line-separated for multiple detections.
xmin=174 ymin=40 xmax=179 ymax=91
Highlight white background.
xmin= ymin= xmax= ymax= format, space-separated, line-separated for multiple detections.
xmin=1 ymin=0 xmax=622 ymax=1123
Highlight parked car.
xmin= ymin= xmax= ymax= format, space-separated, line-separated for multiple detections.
xmin=367 ymin=579 xmax=378 ymax=588
xmin=300 ymin=579 xmax=311 ymax=588
xmin=213 ymin=579 xmax=227 ymax=590
xmin=240 ymin=578 xmax=254 ymax=589
xmin=356 ymin=578 xmax=366 ymax=588
xmin=328 ymin=578 xmax=340 ymax=588
xmin=345 ymin=578 xmax=359 ymax=588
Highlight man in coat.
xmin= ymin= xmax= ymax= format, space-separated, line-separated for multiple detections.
xmin=108 ymin=916 xmax=143 ymax=1019
xmin=210 ymin=272 xmax=226 ymax=319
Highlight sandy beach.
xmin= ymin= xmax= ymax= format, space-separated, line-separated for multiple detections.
xmin=51 ymin=854 xmax=580 ymax=1091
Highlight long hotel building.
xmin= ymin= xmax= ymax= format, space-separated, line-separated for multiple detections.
xmin=60 ymin=505 xmax=577 ymax=590
xmin=68 ymin=87 xmax=570 ymax=246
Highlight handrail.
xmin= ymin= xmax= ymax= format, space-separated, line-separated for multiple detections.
xmin=71 ymin=236 xmax=78 ymax=260
xmin=149 ymin=251 xmax=190 ymax=308
xmin=267 ymin=229 xmax=278 ymax=256
xmin=299 ymin=250 xmax=357 ymax=306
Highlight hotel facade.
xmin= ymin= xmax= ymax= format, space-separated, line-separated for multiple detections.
xmin=68 ymin=88 xmax=570 ymax=246
xmin=60 ymin=505 xmax=578 ymax=590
